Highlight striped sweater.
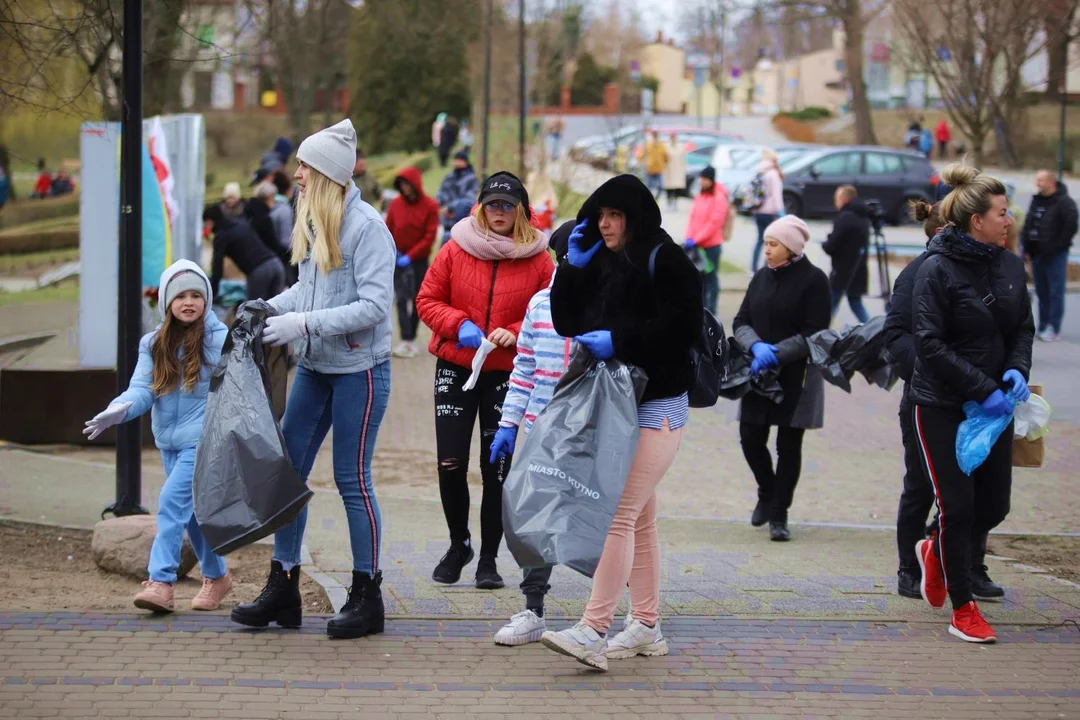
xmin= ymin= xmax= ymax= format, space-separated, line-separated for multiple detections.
xmin=499 ymin=287 xmax=572 ymax=432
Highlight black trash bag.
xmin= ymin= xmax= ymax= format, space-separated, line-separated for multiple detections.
xmin=717 ymin=340 xmax=785 ymax=404
xmin=807 ymin=328 xmax=851 ymax=392
xmin=688 ymin=310 xmax=729 ymax=408
xmin=194 ymin=300 xmax=313 ymax=556
xmin=502 ymin=347 xmax=648 ymax=578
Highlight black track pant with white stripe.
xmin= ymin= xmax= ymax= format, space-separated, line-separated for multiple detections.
xmin=912 ymin=404 xmax=1013 ymax=609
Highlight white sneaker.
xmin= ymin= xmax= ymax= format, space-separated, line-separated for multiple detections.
xmin=605 ymin=618 xmax=669 ymax=659
xmin=1037 ymin=329 xmax=1059 ymax=343
xmin=393 ymin=341 xmax=419 ymax=358
xmin=494 ymin=609 xmax=546 ymax=646
xmin=540 ymin=621 xmax=608 ymax=671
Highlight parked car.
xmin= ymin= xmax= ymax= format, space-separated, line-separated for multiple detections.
xmin=733 ymin=146 xmax=934 ymax=225
xmin=676 ymin=144 xmax=722 ymax=198
xmin=625 ymin=127 xmax=745 ymax=171
xmin=717 ymin=144 xmax=820 ymax=199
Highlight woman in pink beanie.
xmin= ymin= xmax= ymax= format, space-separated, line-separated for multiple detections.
xmin=732 ymin=213 xmax=831 ymax=541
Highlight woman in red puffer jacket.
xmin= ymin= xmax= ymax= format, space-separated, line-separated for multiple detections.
xmin=416 ymin=171 xmax=554 ymax=591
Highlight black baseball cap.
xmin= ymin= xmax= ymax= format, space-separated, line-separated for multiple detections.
xmin=479 ymin=172 xmax=525 ymax=207
xmin=250 ymin=167 xmax=272 ymax=186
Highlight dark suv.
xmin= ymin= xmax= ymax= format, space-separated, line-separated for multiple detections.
xmin=780 ymin=146 xmax=935 ymax=224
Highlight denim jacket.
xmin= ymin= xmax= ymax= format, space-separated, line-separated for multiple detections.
xmin=269 ymin=182 xmax=396 ymax=374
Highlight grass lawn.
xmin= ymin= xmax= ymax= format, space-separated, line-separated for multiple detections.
xmin=0 ymin=248 xmax=80 ymax=276
xmin=0 ymin=279 xmax=78 ymax=307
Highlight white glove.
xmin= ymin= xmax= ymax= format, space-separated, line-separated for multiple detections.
xmin=263 ymin=312 xmax=307 ymax=347
xmin=83 ymin=402 xmax=133 ymax=441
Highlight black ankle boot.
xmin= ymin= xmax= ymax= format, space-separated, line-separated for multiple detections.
xmin=769 ymin=521 xmax=791 ymax=542
xmin=897 ymin=570 xmax=922 ymax=599
xmin=231 ymin=560 xmax=302 ymax=628
xmin=327 ymin=571 xmax=385 ymax=639
xmin=970 ymin=565 xmax=1005 ymax=599
xmin=751 ymin=501 xmax=769 ymax=527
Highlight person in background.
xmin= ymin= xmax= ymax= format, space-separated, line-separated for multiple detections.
xmin=546 ymin=117 xmax=565 ymax=161
xmin=230 ymin=119 xmax=397 ymax=640
xmin=245 ymin=183 xmax=282 ymax=256
xmin=490 ymin=220 xmax=575 ymax=647
xmin=918 ymin=129 xmax=933 ymax=159
xmin=203 ymin=204 xmax=285 ymax=303
xmin=82 ymin=261 xmax=232 ymax=614
xmin=31 ymin=159 xmax=52 ymax=199
xmin=459 ymin=122 xmax=474 ymax=157
xmin=221 ymin=182 xmax=245 ymax=219
xmin=0 ymin=166 xmax=10 ymax=210
xmin=823 ymin=185 xmax=871 ymax=324
xmin=258 ymin=137 xmax=294 ymax=175
xmin=683 ymin=166 xmax=729 ymax=315
xmin=643 ymin=130 xmax=668 ymax=199
xmin=1021 ymin=170 xmax=1078 ymax=342
xmin=385 ymin=166 xmax=439 ymax=358
xmin=416 ymin=172 xmax=554 ymax=592
xmin=436 ymin=151 xmax=480 ymax=242
xmin=935 ymin=118 xmax=951 ymax=160
xmin=438 ymin=116 xmax=460 ymax=168
xmin=433 ymin=112 xmax=447 ymax=149
xmin=352 ymin=149 xmax=384 ymax=210
xmin=909 ymin=163 xmax=1034 ymax=644
xmin=50 ymin=169 xmax=75 ymax=196
xmin=270 ymin=172 xmax=298 ymax=286
xmin=662 ymin=133 xmax=687 ymax=210
xmin=734 ymin=216 xmax=831 ymax=543
xmin=540 ymin=175 xmax=702 ymax=671
xmin=750 ymin=149 xmax=785 ymax=273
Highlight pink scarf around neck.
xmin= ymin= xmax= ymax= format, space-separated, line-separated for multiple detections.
xmin=450 ymin=216 xmax=548 ymax=261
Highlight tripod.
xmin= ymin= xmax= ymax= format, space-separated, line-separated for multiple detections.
xmin=873 ymin=225 xmax=892 ymax=312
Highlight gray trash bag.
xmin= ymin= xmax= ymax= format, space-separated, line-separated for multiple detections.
xmin=502 ymin=346 xmax=648 ymax=578
xmin=193 ymin=300 xmax=313 ymax=555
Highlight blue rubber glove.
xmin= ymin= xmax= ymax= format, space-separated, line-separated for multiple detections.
xmin=684 ymin=237 xmax=696 ymax=249
xmin=750 ymin=358 xmax=767 ymax=377
xmin=489 ymin=426 xmax=518 ymax=464
xmin=750 ymin=342 xmax=779 ymax=369
xmin=1003 ymin=369 xmax=1030 ymax=404
xmin=574 ymin=330 xmax=614 ymax=360
xmin=457 ymin=320 xmax=484 ymax=349
xmin=396 ymin=254 xmax=412 ymax=268
xmin=566 ymin=219 xmax=601 ymax=268
xmin=980 ymin=389 xmax=1013 ymax=418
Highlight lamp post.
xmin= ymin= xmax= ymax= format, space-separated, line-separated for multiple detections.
xmin=481 ymin=0 xmax=494 ymax=179
xmin=105 ymin=0 xmax=148 ymax=518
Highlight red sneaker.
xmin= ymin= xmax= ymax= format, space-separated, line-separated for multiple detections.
xmin=916 ymin=538 xmax=947 ymax=609
xmin=950 ymin=601 xmax=997 ymax=643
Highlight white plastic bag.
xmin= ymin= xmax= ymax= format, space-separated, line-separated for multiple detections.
xmin=1013 ymin=393 xmax=1051 ymax=441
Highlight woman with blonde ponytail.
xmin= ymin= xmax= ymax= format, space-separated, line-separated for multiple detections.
xmin=230 ymin=119 xmax=398 ymax=640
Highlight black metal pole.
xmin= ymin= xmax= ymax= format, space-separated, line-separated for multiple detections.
xmin=481 ymin=0 xmax=493 ymax=179
xmin=106 ymin=0 xmax=148 ymax=518
xmin=519 ymin=0 xmax=527 ymax=179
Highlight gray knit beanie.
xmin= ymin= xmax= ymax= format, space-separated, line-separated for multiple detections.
xmin=163 ymin=269 xmax=208 ymax=314
xmin=296 ymin=119 xmax=356 ymax=187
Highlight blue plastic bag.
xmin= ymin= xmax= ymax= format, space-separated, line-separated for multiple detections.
xmin=956 ymin=390 xmax=1019 ymax=475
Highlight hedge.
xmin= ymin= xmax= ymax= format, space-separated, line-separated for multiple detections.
xmin=0 ymin=196 xmax=80 ymax=231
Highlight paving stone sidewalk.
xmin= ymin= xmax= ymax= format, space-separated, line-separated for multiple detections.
xmin=2 ymin=612 xmax=1078 ymax=719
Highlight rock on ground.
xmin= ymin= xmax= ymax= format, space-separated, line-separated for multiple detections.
xmin=91 ymin=516 xmax=196 ymax=581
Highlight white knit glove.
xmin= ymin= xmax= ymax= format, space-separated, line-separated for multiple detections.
xmin=83 ymin=402 xmax=132 ymax=440
xmin=263 ymin=312 xmax=307 ymax=347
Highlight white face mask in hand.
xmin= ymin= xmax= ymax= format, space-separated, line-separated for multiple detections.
xmin=83 ymin=402 xmax=133 ymax=440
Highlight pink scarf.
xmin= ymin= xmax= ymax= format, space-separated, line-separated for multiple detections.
xmin=450 ymin=216 xmax=548 ymax=261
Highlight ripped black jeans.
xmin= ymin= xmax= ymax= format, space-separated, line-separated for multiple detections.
xmin=434 ymin=359 xmax=511 ymax=560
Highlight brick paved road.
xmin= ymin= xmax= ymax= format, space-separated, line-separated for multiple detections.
xmin=2 ymin=613 xmax=1078 ymax=719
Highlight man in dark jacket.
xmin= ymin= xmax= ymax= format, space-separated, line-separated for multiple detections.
xmin=203 ymin=205 xmax=285 ymax=302
xmin=1021 ymin=171 xmax=1078 ymax=341
xmin=823 ymin=185 xmax=871 ymax=324
xmin=435 ymin=152 xmax=479 ymax=242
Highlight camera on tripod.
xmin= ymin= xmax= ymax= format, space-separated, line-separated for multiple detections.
xmin=864 ymin=198 xmax=887 ymax=235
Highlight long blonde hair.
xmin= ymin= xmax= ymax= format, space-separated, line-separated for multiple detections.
xmin=291 ymin=166 xmax=346 ymax=274
xmin=474 ymin=203 xmax=542 ymax=247
xmin=150 ymin=311 xmax=206 ymax=396
xmin=939 ymin=163 xmax=1006 ymax=233
xmin=761 ymin=147 xmax=784 ymax=180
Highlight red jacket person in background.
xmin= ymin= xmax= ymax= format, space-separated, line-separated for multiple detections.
xmin=385 ymin=166 xmax=439 ymax=357
xmin=416 ymin=171 xmax=553 ymax=592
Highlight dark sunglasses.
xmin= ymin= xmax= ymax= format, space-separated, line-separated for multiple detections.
xmin=483 ymin=200 xmax=516 ymax=213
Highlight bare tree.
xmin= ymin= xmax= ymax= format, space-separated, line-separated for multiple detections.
xmin=1043 ymin=0 xmax=1080 ymax=102
xmin=893 ymin=0 xmax=1048 ymax=167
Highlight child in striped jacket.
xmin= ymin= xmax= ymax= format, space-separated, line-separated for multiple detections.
xmin=488 ymin=260 xmax=572 ymax=647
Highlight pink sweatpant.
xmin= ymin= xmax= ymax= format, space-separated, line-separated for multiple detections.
xmin=582 ymin=422 xmax=682 ymax=633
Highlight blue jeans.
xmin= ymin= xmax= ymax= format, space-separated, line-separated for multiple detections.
xmin=831 ymin=288 xmax=870 ymax=324
xmin=646 ymin=173 xmax=663 ymax=198
xmin=753 ymin=214 xmax=778 ymax=272
xmin=273 ymin=362 xmax=391 ymax=575
xmin=701 ymin=245 xmax=722 ymax=315
xmin=149 ymin=448 xmax=227 ymax=583
xmin=1032 ymin=249 xmax=1068 ymax=334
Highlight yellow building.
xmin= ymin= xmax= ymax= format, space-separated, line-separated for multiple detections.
xmin=641 ymin=33 xmax=687 ymax=114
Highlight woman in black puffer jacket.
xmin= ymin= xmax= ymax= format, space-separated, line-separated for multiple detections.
xmin=539 ymin=174 xmax=702 ymax=671
xmin=909 ymin=164 xmax=1034 ymax=645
